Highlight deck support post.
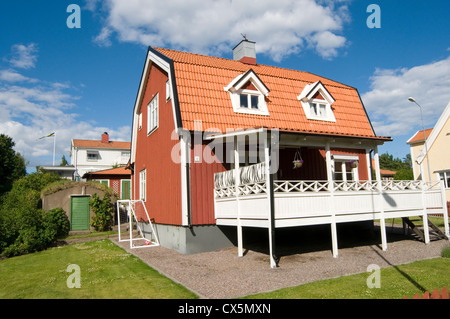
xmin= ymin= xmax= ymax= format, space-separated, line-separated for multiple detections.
xmin=234 ymin=137 xmax=243 ymax=257
xmin=325 ymin=143 xmax=338 ymax=258
xmin=374 ymin=146 xmax=387 ymax=251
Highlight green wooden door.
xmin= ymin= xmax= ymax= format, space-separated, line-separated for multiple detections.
xmin=121 ymin=180 xmax=131 ymax=199
xmin=70 ymin=196 xmax=90 ymax=230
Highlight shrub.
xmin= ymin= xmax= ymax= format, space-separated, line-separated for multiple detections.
xmin=42 ymin=207 xmax=70 ymax=239
xmin=90 ymin=193 xmax=113 ymax=232
xmin=442 ymin=245 xmax=450 ymax=258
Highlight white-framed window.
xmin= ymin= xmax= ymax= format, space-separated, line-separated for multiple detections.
xmin=94 ymin=179 xmax=109 ymax=187
xmin=138 ymin=112 xmax=142 ymax=130
xmin=139 ymin=169 xmax=146 ymax=201
xmin=332 ymin=155 xmax=359 ymax=182
xmin=147 ymin=94 xmax=159 ymax=135
xmin=439 ymin=170 xmax=450 ymax=188
xmin=87 ymin=151 xmax=100 ymax=161
xmin=298 ymin=81 xmax=336 ymax=122
xmin=224 ymin=70 xmax=270 ymax=116
xmin=310 ymin=102 xmax=327 ymax=118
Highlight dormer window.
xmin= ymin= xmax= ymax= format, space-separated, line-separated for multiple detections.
xmin=224 ymin=69 xmax=270 ymax=116
xmin=298 ymin=81 xmax=336 ymax=122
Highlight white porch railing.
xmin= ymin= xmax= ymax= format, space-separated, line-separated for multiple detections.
xmin=214 ymin=166 xmax=448 ymax=233
xmin=215 ymin=177 xmax=439 ymax=199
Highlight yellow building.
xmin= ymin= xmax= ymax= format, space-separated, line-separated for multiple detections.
xmin=407 ymin=101 xmax=450 ymax=201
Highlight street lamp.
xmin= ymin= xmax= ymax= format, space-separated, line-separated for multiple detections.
xmin=408 ymin=97 xmax=432 ymax=184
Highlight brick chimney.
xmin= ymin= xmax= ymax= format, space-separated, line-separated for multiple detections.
xmin=101 ymin=132 xmax=109 ymax=143
xmin=233 ymin=39 xmax=256 ymax=65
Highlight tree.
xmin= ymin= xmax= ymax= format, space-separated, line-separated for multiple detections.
xmin=60 ymin=155 xmax=69 ymax=166
xmin=0 ymin=134 xmax=26 ymax=197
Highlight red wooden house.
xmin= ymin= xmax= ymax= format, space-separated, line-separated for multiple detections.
xmin=129 ymin=40 xmax=448 ymax=266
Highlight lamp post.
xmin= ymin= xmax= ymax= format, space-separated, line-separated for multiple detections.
xmin=408 ymin=97 xmax=432 ymax=184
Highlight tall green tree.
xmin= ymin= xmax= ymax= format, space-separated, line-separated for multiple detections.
xmin=0 ymin=134 xmax=26 ymax=197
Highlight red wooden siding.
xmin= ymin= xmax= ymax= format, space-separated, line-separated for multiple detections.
xmin=278 ymin=147 xmax=369 ymax=181
xmin=134 ymin=63 xmax=182 ymax=225
xmin=190 ymin=140 xmax=227 ymax=225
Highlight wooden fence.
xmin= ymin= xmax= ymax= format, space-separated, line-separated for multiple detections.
xmin=404 ymin=286 xmax=449 ymax=299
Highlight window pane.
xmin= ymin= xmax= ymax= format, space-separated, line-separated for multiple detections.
xmin=251 ymin=95 xmax=259 ymax=109
xmin=310 ymin=103 xmax=317 ymax=115
xmin=240 ymin=94 xmax=248 ymax=108
xmin=319 ymin=104 xmax=326 ymax=116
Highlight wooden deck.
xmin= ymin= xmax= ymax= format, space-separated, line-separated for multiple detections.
xmin=213 ymin=165 xmax=450 ymax=267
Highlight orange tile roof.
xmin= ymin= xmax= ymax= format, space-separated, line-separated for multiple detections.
xmin=83 ymin=166 xmax=131 ymax=176
xmin=155 ymin=47 xmax=389 ymax=140
xmin=406 ymin=128 xmax=433 ymax=144
xmin=72 ymin=139 xmax=131 ymax=149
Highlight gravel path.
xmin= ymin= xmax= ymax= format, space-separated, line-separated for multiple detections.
xmin=111 ymin=227 xmax=449 ymax=299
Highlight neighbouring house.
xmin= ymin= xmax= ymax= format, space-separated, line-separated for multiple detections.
xmin=407 ymin=101 xmax=450 ymax=201
xmin=129 ymin=40 xmax=449 ymax=266
xmin=37 ymin=165 xmax=76 ymax=180
xmin=371 ymin=159 xmax=396 ymax=180
xmin=70 ymin=132 xmax=131 ymax=181
xmin=83 ymin=166 xmax=132 ymax=200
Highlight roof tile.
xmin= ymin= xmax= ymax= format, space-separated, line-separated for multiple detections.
xmin=156 ymin=47 xmax=387 ymax=140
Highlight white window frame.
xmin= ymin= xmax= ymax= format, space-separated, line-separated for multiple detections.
xmin=139 ymin=169 xmax=146 ymax=201
xmin=298 ymin=81 xmax=336 ymax=122
xmin=439 ymin=170 xmax=450 ymax=189
xmin=138 ymin=112 xmax=142 ymax=130
xmin=224 ymin=70 xmax=270 ymax=116
xmin=332 ymin=155 xmax=359 ymax=182
xmin=147 ymin=94 xmax=159 ymax=135
xmin=86 ymin=150 xmax=100 ymax=161
xmin=230 ymin=88 xmax=268 ymax=115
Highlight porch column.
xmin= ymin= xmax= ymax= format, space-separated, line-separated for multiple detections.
xmin=365 ymin=149 xmax=372 ymax=181
xmin=326 ymin=143 xmax=338 ymax=258
xmin=374 ymin=146 xmax=387 ymax=251
xmin=264 ymin=133 xmax=277 ymax=268
xmin=234 ymin=137 xmax=243 ymax=257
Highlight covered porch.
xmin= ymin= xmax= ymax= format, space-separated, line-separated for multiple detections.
xmin=209 ymin=129 xmax=450 ymax=268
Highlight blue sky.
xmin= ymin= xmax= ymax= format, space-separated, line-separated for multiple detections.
xmin=1 ymin=0 xmax=449 ymax=172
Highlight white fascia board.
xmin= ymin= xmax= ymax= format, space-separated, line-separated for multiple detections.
xmin=417 ymin=101 xmax=450 ymax=164
xmin=204 ymin=127 xmax=265 ymax=140
xmin=224 ymin=70 xmax=269 ymax=96
xmin=298 ymin=81 xmax=335 ymax=104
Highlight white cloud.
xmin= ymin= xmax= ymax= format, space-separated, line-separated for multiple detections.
xmin=96 ymin=0 xmax=350 ymax=61
xmin=361 ymin=56 xmax=450 ymax=137
xmin=8 ymin=43 xmax=38 ymax=69
xmin=0 ymin=44 xmax=131 ymax=170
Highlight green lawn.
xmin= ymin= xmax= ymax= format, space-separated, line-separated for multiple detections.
xmin=0 ymin=239 xmax=198 ymax=299
xmin=243 ymin=257 xmax=450 ymax=299
xmin=1 ymin=237 xmax=449 ymax=299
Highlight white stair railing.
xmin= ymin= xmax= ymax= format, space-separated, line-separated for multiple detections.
xmin=116 ymin=199 xmax=160 ymax=249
